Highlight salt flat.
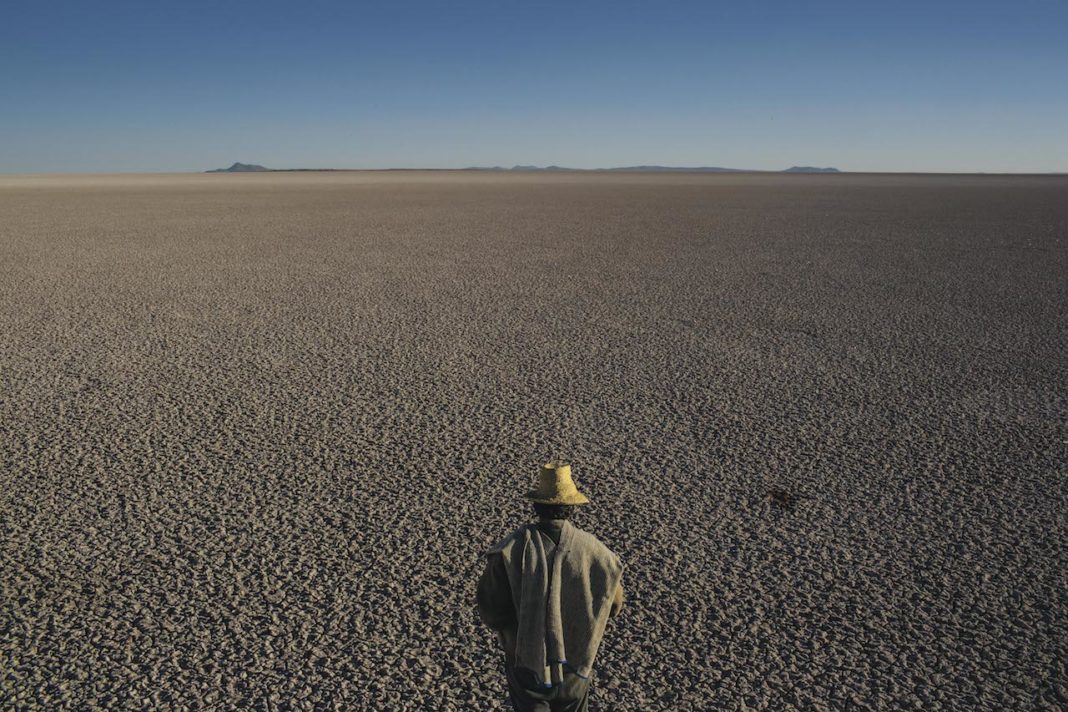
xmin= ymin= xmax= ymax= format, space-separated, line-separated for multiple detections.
xmin=1 ymin=171 xmax=1066 ymax=709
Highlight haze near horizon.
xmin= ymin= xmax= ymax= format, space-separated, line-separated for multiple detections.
xmin=1 ymin=0 xmax=1065 ymax=174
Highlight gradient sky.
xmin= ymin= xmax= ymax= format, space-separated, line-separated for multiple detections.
xmin=2 ymin=0 xmax=1065 ymax=173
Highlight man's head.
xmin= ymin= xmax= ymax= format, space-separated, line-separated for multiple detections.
xmin=533 ymin=502 xmax=577 ymax=521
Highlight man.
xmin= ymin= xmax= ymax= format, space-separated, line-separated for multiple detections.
xmin=476 ymin=462 xmax=624 ymax=712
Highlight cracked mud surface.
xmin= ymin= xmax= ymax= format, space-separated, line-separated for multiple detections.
xmin=1 ymin=172 xmax=1066 ymax=709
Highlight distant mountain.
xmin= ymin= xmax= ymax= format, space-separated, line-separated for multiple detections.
xmin=206 ymin=163 xmax=845 ymax=174
xmin=207 ymin=162 xmax=270 ymax=173
xmin=510 ymin=165 xmax=578 ymax=172
xmin=502 ymin=165 xmax=743 ymax=172
xmin=603 ymin=165 xmax=745 ymax=172
xmin=464 ymin=165 xmax=843 ymax=173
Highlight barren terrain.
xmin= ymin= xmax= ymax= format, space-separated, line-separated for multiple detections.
xmin=1 ymin=171 xmax=1066 ymax=709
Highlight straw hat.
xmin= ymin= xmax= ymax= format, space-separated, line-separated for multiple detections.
xmin=527 ymin=461 xmax=590 ymax=505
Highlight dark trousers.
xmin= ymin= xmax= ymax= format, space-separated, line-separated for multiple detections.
xmin=505 ymin=665 xmax=591 ymax=712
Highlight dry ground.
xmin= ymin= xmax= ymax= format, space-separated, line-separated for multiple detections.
xmin=1 ymin=171 xmax=1066 ymax=710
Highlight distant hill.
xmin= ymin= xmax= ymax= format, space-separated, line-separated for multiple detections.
xmin=602 ymin=165 xmax=745 ymax=173
xmin=499 ymin=165 xmax=743 ymax=173
xmin=510 ymin=165 xmax=578 ymax=172
xmin=463 ymin=165 xmax=842 ymax=173
xmin=208 ymin=163 xmax=844 ymax=174
xmin=206 ymin=162 xmax=270 ymax=173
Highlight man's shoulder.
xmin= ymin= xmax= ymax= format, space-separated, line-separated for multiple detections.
xmin=485 ymin=523 xmax=534 ymax=556
xmin=567 ymin=524 xmax=610 ymax=550
xmin=568 ymin=525 xmax=622 ymax=568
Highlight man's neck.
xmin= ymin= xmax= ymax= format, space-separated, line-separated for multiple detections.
xmin=535 ymin=517 xmax=566 ymax=544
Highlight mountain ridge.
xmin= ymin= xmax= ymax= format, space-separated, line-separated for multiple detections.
xmin=207 ymin=162 xmax=843 ymax=174
xmin=206 ymin=162 xmax=270 ymax=173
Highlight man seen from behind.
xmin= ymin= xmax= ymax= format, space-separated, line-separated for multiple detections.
xmin=476 ymin=462 xmax=624 ymax=711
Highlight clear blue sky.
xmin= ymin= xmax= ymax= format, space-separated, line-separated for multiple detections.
xmin=2 ymin=0 xmax=1065 ymax=173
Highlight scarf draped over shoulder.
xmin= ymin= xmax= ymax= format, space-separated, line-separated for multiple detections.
xmin=487 ymin=521 xmax=622 ymax=686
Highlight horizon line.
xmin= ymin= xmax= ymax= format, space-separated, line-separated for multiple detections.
xmin=3 ymin=167 xmax=1066 ymax=177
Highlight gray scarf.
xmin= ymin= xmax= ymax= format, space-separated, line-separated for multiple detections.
xmin=513 ymin=521 xmax=571 ymax=687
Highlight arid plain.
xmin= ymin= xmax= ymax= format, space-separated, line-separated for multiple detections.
xmin=1 ymin=172 xmax=1066 ymax=710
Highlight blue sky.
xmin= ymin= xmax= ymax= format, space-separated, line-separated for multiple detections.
xmin=2 ymin=0 xmax=1065 ymax=173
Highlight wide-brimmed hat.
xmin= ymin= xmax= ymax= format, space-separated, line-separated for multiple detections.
xmin=527 ymin=462 xmax=590 ymax=505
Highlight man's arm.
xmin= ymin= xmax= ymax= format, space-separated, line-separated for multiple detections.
xmin=475 ymin=553 xmax=516 ymax=630
xmin=609 ymin=578 xmax=624 ymax=618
